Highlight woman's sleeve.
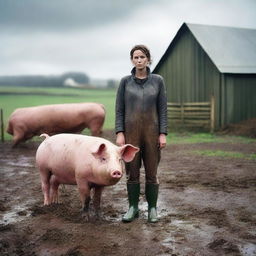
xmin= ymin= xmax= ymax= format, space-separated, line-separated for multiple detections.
xmin=115 ymin=78 xmax=125 ymax=134
xmin=158 ymin=76 xmax=168 ymax=135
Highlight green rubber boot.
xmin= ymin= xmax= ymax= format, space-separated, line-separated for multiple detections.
xmin=145 ymin=183 xmax=159 ymax=223
xmin=122 ymin=183 xmax=140 ymax=222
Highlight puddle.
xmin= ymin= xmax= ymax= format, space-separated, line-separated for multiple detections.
xmin=1 ymin=155 xmax=34 ymax=178
xmin=162 ymin=237 xmax=175 ymax=245
xmin=4 ymin=171 xmax=16 ymax=178
xmin=3 ymin=155 xmax=34 ymax=168
xmin=8 ymin=160 xmax=34 ymax=168
xmin=171 ymin=219 xmax=193 ymax=226
xmin=19 ymin=171 xmax=30 ymax=175
xmin=239 ymin=243 xmax=256 ymax=256
xmin=0 ymin=201 xmax=35 ymax=225
xmin=161 ymin=217 xmax=220 ymax=253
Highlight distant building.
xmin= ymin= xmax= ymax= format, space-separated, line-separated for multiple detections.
xmin=153 ymin=23 xmax=256 ymax=130
xmin=63 ymin=78 xmax=80 ymax=87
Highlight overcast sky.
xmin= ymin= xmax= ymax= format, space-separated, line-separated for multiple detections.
xmin=1 ymin=0 xmax=256 ymax=80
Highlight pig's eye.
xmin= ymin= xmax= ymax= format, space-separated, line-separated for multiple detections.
xmin=100 ymin=157 xmax=106 ymax=162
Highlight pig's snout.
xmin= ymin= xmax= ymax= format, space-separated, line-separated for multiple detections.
xmin=111 ymin=170 xmax=122 ymax=179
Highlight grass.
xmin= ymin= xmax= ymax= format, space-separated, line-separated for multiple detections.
xmin=190 ymin=150 xmax=256 ymax=160
xmin=167 ymin=132 xmax=255 ymax=144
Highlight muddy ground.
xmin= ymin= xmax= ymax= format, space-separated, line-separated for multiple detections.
xmin=0 ymin=130 xmax=256 ymax=256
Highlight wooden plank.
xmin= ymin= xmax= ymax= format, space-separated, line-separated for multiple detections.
xmin=168 ymin=112 xmax=181 ymax=116
xmin=183 ymin=120 xmax=210 ymax=124
xmin=167 ymin=103 xmax=181 ymax=107
xmin=184 ymin=116 xmax=210 ymax=120
xmin=183 ymin=123 xmax=210 ymax=127
xmin=167 ymin=107 xmax=182 ymax=111
xmin=210 ymin=95 xmax=215 ymax=133
xmin=183 ymin=107 xmax=211 ymax=111
xmin=181 ymin=103 xmax=184 ymax=125
xmin=168 ymin=118 xmax=182 ymax=121
xmin=184 ymin=116 xmax=210 ymax=119
xmin=168 ymin=116 xmax=210 ymax=119
xmin=168 ymin=121 xmax=183 ymax=124
xmin=167 ymin=105 xmax=181 ymax=108
xmin=183 ymin=102 xmax=210 ymax=106
xmin=169 ymin=117 xmax=182 ymax=120
xmin=168 ymin=111 xmax=181 ymax=114
xmin=168 ymin=115 xmax=182 ymax=119
xmin=183 ymin=112 xmax=210 ymax=116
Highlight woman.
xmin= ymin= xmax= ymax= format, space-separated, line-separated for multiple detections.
xmin=115 ymin=45 xmax=167 ymax=223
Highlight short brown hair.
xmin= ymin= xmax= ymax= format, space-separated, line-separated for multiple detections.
xmin=130 ymin=45 xmax=152 ymax=64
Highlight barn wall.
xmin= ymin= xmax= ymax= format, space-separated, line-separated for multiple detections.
xmin=155 ymin=28 xmax=222 ymax=129
xmin=220 ymin=74 xmax=256 ymax=127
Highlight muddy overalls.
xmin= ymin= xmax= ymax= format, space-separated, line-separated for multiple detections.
xmin=116 ymin=67 xmax=167 ymax=182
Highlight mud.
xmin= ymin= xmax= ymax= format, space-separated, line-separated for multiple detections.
xmin=219 ymin=118 xmax=256 ymax=138
xmin=0 ymin=130 xmax=255 ymax=256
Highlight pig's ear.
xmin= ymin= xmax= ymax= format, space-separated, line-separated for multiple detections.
xmin=91 ymin=143 xmax=106 ymax=157
xmin=120 ymin=144 xmax=140 ymax=162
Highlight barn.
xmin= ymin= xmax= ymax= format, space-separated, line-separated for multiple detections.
xmin=153 ymin=22 xmax=256 ymax=131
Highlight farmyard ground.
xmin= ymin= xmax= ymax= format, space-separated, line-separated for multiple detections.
xmin=0 ymin=130 xmax=255 ymax=256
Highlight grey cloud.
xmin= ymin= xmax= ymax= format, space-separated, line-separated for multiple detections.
xmin=1 ymin=0 xmax=256 ymax=79
xmin=0 ymin=0 xmax=155 ymax=32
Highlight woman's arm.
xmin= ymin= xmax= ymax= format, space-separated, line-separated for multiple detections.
xmin=115 ymin=78 xmax=126 ymax=134
xmin=157 ymin=76 xmax=168 ymax=135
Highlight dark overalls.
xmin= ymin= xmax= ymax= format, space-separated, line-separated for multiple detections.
xmin=115 ymin=67 xmax=167 ymax=184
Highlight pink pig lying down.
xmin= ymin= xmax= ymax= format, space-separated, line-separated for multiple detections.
xmin=36 ymin=133 xmax=139 ymax=219
xmin=7 ymin=102 xmax=105 ymax=146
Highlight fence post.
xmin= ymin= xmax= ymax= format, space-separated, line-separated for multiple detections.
xmin=210 ymin=95 xmax=215 ymax=133
xmin=1 ymin=109 xmax=4 ymax=142
xmin=181 ymin=102 xmax=184 ymax=127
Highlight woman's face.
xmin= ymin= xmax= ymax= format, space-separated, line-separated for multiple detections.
xmin=131 ymin=50 xmax=149 ymax=70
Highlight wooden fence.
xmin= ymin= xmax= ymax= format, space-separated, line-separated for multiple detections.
xmin=0 ymin=109 xmax=4 ymax=142
xmin=167 ymin=96 xmax=215 ymax=132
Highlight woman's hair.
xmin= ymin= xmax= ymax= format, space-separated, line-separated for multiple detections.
xmin=130 ymin=44 xmax=152 ymax=64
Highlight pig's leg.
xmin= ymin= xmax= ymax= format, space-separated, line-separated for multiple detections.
xmin=39 ymin=168 xmax=51 ymax=205
xmin=49 ymin=175 xmax=60 ymax=204
xmin=89 ymin=118 xmax=103 ymax=137
xmin=12 ymin=128 xmax=25 ymax=147
xmin=77 ymin=180 xmax=91 ymax=220
xmin=92 ymin=185 xmax=104 ymax=219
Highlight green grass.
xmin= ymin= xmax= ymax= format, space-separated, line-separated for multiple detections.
xmin=167 ymin=132 xmax=255 ymax=144
xmin=190 ymin=150 xmax=256 ymax=160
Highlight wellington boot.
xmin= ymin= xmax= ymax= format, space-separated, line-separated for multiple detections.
xmin=122 ymin=183 xmax=140 ymax=222
xmin=145 ymin=183 xmax=159 ymax=223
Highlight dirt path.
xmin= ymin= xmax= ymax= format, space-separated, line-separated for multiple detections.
xmin=0 ymin=132 xmax=256 ymax=256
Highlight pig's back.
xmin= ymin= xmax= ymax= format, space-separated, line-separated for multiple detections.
xmin=36 ymin=134 xmax=89 ymax=178
xmin=36 ymin=134 xmax=110 ymax=164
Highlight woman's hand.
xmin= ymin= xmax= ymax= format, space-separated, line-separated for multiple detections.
xmin=116 ymin=132 xmax=125 ymax=146
xmin=159 ymin=134 xmax=166 ymax=149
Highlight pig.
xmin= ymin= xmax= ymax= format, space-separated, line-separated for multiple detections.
xmin=7 ymin=102 xmax=105 ymax=146
xmin=35 ymin=133 xmax=139 ymax=220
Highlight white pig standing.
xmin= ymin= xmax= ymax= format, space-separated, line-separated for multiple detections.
xmin=36 ymin=133 xmax=139 ymax=219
